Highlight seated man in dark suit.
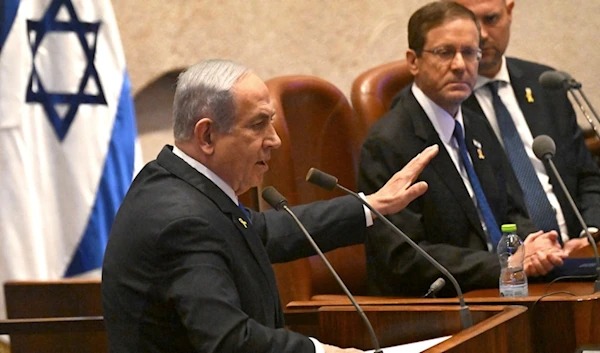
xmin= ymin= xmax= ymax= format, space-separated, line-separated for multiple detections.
xmin=358 ymin=1 xmax=566 ymax=298
xmin=102 ymin=59 xmax=438 ymax=353
xmin=451 ymin=0 xmax=600 ymax=251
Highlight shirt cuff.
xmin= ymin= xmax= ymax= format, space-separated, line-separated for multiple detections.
xmin=579 ymin=227 xmax=599 ymax=238
xmin=358 ymin=192 xmax=374 ymax=227
xmin=309 ymin=337 xmax=325 ymax=353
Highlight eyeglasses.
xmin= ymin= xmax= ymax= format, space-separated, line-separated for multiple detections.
xmin=421 ymin=46 xmax=482 ymax=63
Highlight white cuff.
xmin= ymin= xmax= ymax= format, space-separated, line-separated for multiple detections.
xmin=358 ymin=192 xmax=373 ymax=227
xmin=579 ymin=227 xmax=599 ymax=238
xmin=309 ymin=337 xmax=325 ymax=353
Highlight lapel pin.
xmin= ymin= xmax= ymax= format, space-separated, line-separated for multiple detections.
xmin=525 ymin=87 xmax=534 ymax=103
xmin=473 ymin=139 xmax=485 ymax=159
xmin=238 ymin=217 xmax=248 ymax=228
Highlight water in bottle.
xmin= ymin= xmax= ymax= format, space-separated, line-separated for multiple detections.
xmin=497 ymin=223 xmax=528 ymax=297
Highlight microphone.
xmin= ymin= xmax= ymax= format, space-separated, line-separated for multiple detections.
xmin=423 ymin=277 xmax=446 ymax=298
xmin=539 ymin=71 xmax=581 ymax=90
xmin=261 ymin=186 xmax=383 ymax=353
xmin=532 ymin=135 xmax=600 ymax=292
xmin=305 ymin=168 xmax=474 ymax=329
xmin=539 ymin=70 xmax=600 ymax=140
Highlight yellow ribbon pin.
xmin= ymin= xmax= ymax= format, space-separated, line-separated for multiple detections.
xmin=525 ymin=87 xmax=534 ymax=103
xmin=238 ymin=218 xmax=248 ymax=228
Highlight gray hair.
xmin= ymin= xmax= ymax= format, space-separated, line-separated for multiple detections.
xmin=173 ymin=59 xmax=250 ymax=140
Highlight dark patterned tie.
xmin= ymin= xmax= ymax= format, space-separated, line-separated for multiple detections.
xmin=487 ymin=81 xmax=561 ymax=243
xmin=453 ymin=120 xmax=502 ymax=249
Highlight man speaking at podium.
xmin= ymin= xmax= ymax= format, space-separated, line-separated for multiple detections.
xmin=102 ymin=59 xmax=438 ymax=352
xmin=358 ymin=1 xmax=566 ymax=298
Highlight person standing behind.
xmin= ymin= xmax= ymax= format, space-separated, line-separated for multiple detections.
xmin=452 ymin=0 xmax=600 ymax=252
xmin=102 ymin=59 xmax=438 ymax=353
xmin=358 ymin=1 xmax=565 ymax=298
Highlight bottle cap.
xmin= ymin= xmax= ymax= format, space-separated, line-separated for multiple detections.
xmin=501 ymin=224 xmax=517 ymax=233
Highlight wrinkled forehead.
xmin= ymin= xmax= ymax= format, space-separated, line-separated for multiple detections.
xmin=424 ymin=17 xmax=480 ymax=46
xmin=232 ymin=73 xmax=275 ymax=117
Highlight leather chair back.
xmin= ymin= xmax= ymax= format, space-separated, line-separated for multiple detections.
xmin=351 ymin=60 xmax=413 ymax=132
xmin=263 ymin=75 xmax=367 ymax=306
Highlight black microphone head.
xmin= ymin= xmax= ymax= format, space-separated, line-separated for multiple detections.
xmin=532 ymin=135 xmax=556 ymax=160
xmin=306 ymin=168 xmax=338 ymax=191
xmin=539 ymin=70 xmax=569 ymax=90
xmin=261 ymin=186 xmax=288 ymax=211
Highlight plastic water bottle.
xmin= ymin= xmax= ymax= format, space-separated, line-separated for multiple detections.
xmin=497 ymin=224 xmax=529 ymax=297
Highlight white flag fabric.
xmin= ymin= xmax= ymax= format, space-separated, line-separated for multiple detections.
xmin=0 ymin=0 xmax=139 ymax=317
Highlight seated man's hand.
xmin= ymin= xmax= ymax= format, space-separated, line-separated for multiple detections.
xmin=562 ymin=237 xmax=590 ymax=256
xmin=522 ymin=230 xmax=568 ymax=277
xmin=365 ymin=144 xmax=438 ymax=216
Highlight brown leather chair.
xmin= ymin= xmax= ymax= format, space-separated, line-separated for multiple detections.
xmin=262 ymin=75 xmax=368 ymax=307
xmin=351 ymin=60 xmax=413 ymax=132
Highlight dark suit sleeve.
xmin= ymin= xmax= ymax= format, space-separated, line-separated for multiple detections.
xmin=158 ymin=218 xmax=314 ymax=353
xmin=251 ymin=195 xmax=367 ymax=264
xmin=358 ymin=134 xmax=499 ymax=297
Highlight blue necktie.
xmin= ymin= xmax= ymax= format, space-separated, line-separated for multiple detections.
xmin=453 ymin=120 xmax=502 ymax=249
xmin=487 ymin=81 xmax=561 ymax=242
xmin=238 ymin=202 xmax=252 ymax=224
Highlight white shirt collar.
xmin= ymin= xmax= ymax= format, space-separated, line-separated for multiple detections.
xmin=411 ymin=83 xmax=465 ymax=145
xmin=172 ymin=146 xmax=239 ymax=205
xmin=474 ymin=56 xmax=511 ymax=90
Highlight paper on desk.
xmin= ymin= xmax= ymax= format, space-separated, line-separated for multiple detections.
xmin=365 ymin=335 xmax=452 ymax=353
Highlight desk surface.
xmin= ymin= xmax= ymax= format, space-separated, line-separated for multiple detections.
xmin=286 ymin=282 xmax=600 ymax=353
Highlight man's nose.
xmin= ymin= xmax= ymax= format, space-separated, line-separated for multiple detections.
xmin=266 ymin=123 xmax=282 ymax=149
xmin=450 ymin=51 xmax=467 ymax=70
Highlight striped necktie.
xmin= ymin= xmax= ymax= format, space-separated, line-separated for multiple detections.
xmin=487 ymin=81 xmax=560 ymax=243
xmin=453 ymin=120 xmax=502 ymax=249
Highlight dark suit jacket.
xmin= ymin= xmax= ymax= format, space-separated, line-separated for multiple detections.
xmin=102 ymin=146 xmax=367 ymax=353
xmin=463 ymin=57 xmax=600 ymax=237
xmin=358 ymin=87 xmax=536 ymax=297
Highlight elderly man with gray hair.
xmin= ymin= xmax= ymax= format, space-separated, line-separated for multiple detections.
xmin=102 ymin=59 xmax=438 ymax=353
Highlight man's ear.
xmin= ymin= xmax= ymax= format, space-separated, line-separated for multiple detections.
xmin=194 ymin=118 xmax=215 ymax=155
xmin=406 ymin=49 xmax=419 ymax=76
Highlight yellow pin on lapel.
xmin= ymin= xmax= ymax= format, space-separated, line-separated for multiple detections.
xmin=525 ymin=87 xmax=534 ymax=103
xmin=238 ymin=218 xmax=248 ymax=228
xmin=477 ymin=148 xmax=485 ymax=160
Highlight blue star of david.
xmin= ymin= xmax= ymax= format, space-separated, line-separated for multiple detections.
xmin=26 ymin=0 xmax=107 ymax=141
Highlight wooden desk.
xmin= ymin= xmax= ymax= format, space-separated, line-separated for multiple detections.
xmin=287 ymin=305 xmax=530 ymax=352
xmin=287 ymin=282 xmax=600 ymax=353
xmin=3 ymin=279 xmax=106 ymax=353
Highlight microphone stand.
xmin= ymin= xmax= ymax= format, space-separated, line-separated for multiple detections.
xmin=282 ymin=205 xmax=383 ymax=353
xmin=261 ymin=186 xmax=383 ymax=352
xmin=567 ymin=89 xmax=600 ymax=140
xmin=544 ymin=158 xmax=600 ymax=292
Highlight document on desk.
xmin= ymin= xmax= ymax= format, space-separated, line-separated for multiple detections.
xmin=365 ymin=335 xmax=452 ymax=353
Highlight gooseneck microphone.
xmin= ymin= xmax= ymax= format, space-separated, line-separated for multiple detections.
xmin=539 ymin=70 xmax=600 ymax=140
xmin=261 ymin=186 xmax=383 ymax=353
xmin=424 ymin=277 xmax=446 ymax=298
xmin=306 ymin=168 xmax=474 ymax=329
xmin=532 ymin=135 xmax=600 ymax=292
xmin=539 ymin=71 xmax=581 ymax=90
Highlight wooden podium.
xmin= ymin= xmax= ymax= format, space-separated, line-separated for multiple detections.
xmin=307 ymin=305 xmax=531 ymax=352
xmin=287 ymin=281 xmax=600 ymax=353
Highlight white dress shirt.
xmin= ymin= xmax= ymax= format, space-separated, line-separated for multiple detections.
xmin=412 ymin=84 xmax=493 ymax=250
xmin=471 ymin=57 xmax=568 ymax=243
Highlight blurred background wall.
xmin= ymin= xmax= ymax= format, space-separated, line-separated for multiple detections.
xmin=111 ymin=0 xmax=600 ymax=162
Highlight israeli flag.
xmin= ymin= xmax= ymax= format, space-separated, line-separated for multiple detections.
xmin=0 ymin=0 xmax=140 ymax=317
